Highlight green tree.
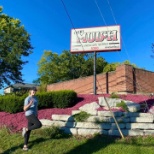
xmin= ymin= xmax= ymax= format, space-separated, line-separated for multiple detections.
xmin=103 ymin=63 xmax=120 ymax=73
xmin=83 ymin=55 xmax=108 ymax=75
xmin=38 ymin=50 xmax=108 ymax=84
xmin=0 ymin=6 xmax=3 ymax=13
xmin=0 ymin=10 xmax=33 ymax=88
xmin=103 ymin=60 xmax=137 ymax=73
xmin=123 ymin=60 xmax=137 ymax=68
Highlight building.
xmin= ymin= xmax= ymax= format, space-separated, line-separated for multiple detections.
xmin=4 ymin=83 xmax=38 ymax=94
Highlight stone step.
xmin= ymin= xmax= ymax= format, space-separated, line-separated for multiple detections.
xmin=52 ymin=114 xmax=74 ymax=121
xmin=126 ymin=123 xmax=154 ymax=129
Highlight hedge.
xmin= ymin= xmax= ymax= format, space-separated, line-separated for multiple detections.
xmin=0 ymin=90 xmax=77 ymax=113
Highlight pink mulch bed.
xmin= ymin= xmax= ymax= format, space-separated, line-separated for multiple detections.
xmin=0 ymin=94 xmax=153 ymax=133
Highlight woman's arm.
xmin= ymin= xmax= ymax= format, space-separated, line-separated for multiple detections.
xmin=23 ymin=100 xmax=33 ymax=111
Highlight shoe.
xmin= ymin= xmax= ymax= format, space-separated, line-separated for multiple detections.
xmin=23 ymin=146 xmax=28 ymax=151
xmin=22 ymin=127 xmax=26 ymax=137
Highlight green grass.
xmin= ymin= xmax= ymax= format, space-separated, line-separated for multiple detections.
xmin=1 ymin=126 xmax=154 ymax=154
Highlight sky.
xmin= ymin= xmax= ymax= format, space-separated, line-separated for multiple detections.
xmin=0 ymin=0 xmax=154 ymax=93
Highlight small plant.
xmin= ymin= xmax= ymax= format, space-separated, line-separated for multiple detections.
xmin=110 ymin=92 xmax=120 ymax=98
xmin=73 ymin=111 xmax=91 ymax=122
xmin=33 ymin=126 xmax=69 ymax=139
xmin=116 ymin=101 xmax=129 ymax=112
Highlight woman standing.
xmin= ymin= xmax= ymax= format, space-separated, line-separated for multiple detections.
xmin=22 ymin=87 xmax=42 ymax=151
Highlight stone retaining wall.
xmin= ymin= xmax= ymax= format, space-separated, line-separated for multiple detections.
xmin=40 ymin=111 xmax=154 ymax=137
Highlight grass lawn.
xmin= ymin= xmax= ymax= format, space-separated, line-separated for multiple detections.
xmin=1 ymin=127 xmax=154 ymax=154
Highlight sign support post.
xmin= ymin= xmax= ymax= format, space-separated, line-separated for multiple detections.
xmin=93 ymin=51 xmax=97 ymax=95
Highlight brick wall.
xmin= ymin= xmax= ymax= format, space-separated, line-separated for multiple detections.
xmin=47 ymin=64 xmax=154 ymax=94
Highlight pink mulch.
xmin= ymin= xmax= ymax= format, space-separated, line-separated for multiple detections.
xmin=0 ymin=94 xmax=153 ymax=133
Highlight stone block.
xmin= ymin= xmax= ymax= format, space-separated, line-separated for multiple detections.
xmin=130 ymin=117 xmax=153 ymax=123
xmin=75 ymin=122 xmax=101 ymax=129
xmin=124 ymin=101 xmax=140 ymax=112
xmin=98 ymin=97 xmax=122 ymax=107
xmin=60 ymin=127 xmax=78 ymax=135
xmin=108 ymin=129 xmax=145 ymax=136
xmin=111 ymin=123 xmax=126 ymax=129
xmin=86 ymin=116 xmax=112 ymax=123
xmin=99 ymin=123 xmax=112 ymax=129
xmin=98 ymin=111 xmax=123 ymax=117
xmin=41 ymin=120 xmax=66 ymax=127
xmin=72 ymin=110 xmax=82 ymax=115
xmin=77 ymin=128 xmax=108 ymax=136
xmin=143 ymin=130 xmax=154 ymax=135
xmin=123 ymin=112 xmax=153 ymax=117
xmin=65 ymin=122 xmax=76 ymax=128
xmin=115 ymin=117 xmax=130 ymax=123
xmin=79 ymin=102 xmax=99 ymax=116
xmin=52 ymin=114 xmax=74 ymax=122
xmin=126 ymin=123 xmax=154 ymax=129
xmin=40 ymin=119 xmax=53 ymax=126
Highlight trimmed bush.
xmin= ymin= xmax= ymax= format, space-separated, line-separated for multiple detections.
xmin=37 ymin=92 xmax=53 ymax=109
xmin=51 ymin=90 xmax=77 ymax=108
xmin=0 ymin=90 xmax=77 ymax=113
xmin=0 ymin=94 xmax=26 ymax=113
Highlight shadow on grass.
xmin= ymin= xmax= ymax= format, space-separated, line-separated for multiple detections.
xmin=2 ymin=137 xmax=48 ymax=154
xmin=65 ymin=134 xmax=118 ymax=154
xmin=1 ymin=127 xmax=71 ymax=154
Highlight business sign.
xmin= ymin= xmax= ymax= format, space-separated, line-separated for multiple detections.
xmin=70 ymin=25 xmax=121 ymax=53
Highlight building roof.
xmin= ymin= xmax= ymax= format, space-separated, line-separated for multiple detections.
xmin=4 ymin=83 xmax=38 ymax=90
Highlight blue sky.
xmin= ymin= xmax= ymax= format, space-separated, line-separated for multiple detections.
xmin=1 ymin=0 xmax=154 ymax=90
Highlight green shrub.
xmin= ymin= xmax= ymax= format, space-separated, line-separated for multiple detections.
xmin=116 ymin=101 xmax=129 ymax=112
xmin=0 ymin=94 xmax=25 ymax=113
xmin=37 ymin=90 xmax=77 ymax=109
xmin=73 ymin=111 xmax=91 ymax=122
xmin=51 ymin=90 xmax=77 ymax=108
xmin=110 ymin=92 xmax=120 ymax=98
xmin=0 ymin=90 xmax=77 ymax=113
xmin=37 ymin=92 xmax=53 ymax=109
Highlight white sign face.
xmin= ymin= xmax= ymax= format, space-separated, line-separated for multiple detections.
xmin=70 ymin=25 xmax=121 ymax=53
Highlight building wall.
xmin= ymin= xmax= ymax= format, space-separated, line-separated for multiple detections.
xmin=4 ymin=87 xmax=13 ymax=94
xmin=47 ymin=64 xmax=154 ymax=94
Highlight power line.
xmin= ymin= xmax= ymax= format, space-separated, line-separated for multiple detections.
xmin=94 ymin=0 xmax=107 ymax=26
xmin=105 ymin=0 xmax=131 ymax=60
xmin=60 ymin=0 xmax=86 ymax=52
xmin=60 ymin=0 xmax=76 ymax=30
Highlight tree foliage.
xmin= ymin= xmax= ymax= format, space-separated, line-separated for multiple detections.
xmin=103 ymin=60 xmax=137 ymax=73
xmin=38 ymin=50 xmax=108 ymax=84
xmin=0 ymin=10 xmax=33 ymax=88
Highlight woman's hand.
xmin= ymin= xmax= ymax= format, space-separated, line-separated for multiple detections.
xmin=23 ymin=99 xmax=33 ymax=111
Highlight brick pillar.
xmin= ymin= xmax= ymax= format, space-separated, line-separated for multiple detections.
xmin=115 ymin=64 xmax=134 ymax=93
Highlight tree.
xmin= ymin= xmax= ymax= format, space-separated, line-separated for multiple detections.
xmin=103 ymin=63 xmax=120 ymax=73
xmin=103 ymin=60 xmax=137 ymax=73
xmin=0 ymin=6 xmax=3 ymax=13
xmin=37 ymin=50 xmax=108 ymax=84
xmin=0 ymin=9 xmax=33 ymax=88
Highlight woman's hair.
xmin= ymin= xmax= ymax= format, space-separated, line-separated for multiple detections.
xmin=29 ymin=87 xmax=37 ymax=94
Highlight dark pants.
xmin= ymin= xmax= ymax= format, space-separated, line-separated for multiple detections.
xmin=24 ymin=114 xmax=42 ymax=145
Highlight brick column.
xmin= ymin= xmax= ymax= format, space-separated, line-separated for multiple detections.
xmin=115 ymin=64 xmax=134 ymax=93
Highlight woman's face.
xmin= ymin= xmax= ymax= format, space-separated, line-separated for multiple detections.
xmin=30 ymin=90 xmax=36 ymax=96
